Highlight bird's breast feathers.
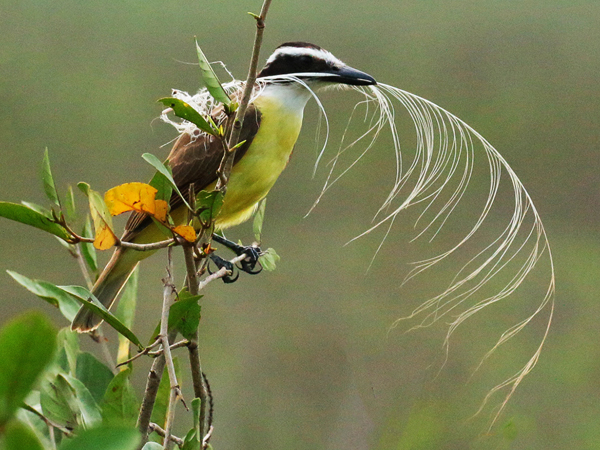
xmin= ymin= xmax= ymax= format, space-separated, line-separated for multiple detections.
xmin=214 ymin=88 xmax=309 ymax=230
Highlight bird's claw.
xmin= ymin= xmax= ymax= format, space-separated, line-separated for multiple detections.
xmin=208 ymin=254 xmax=239 ymax=284
xmin=236 ymin=245 xmax=263 ymax=275
xmin=212 ymin=234 xmax=263 ymax=276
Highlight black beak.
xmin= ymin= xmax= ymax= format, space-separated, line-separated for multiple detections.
xmin=329 ymin=65 xmax=377 ymax=86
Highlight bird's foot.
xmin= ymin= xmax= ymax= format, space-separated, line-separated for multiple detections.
xmin=212 ymin=234 xmax=263 ymax=276
xmin=208 ymin=254 xmax=239 ymax=284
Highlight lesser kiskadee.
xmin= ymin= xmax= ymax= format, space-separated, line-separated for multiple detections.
xmin=72 ymin=42 xmax=377 ymax=332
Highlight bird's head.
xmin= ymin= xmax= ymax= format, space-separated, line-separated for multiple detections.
xmin=258 ymin=42 xmax=376 ymax=86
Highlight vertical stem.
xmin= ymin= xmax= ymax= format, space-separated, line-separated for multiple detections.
xmin=160 ymin=248 xmax=181 ymax=449
xmin=216 ymin=0 xmax=273 ymax=192
xmin=138 ymin=353 xmax=167 ymax=446
xmin=182 ymin=244 xmax=208 ymax=439
xmin=74 ymin=245 xmax=94 ymax=290
xmin=137 ymin=248 xmax=181 ymax=449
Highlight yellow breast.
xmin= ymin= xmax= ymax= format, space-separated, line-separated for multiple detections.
xmin=214 ymin=86 xmax=310 ymax=230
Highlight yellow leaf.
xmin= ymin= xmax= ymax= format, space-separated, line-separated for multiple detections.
xmin=154 ymin=200 xmax=169 ymax=223
xmin=104 ymin=182 xmax=158 ymax=216
xmin=173 ymin=225 xmax=196 ymax=243
xmin=94 ymin=225 xmax=117 ymax=250
xmin=84 ymin=186 xmax=117 ymax=250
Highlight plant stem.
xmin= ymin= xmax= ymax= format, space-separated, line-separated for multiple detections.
xmin=74 ymin=245 xmax=94 ymax=290
xmin=216 ymin=0 xmax=273 ymax=191
xmin=159 ymin=247 xmax=183 ymax=450
xmin=182 ymin=244 xmax=209 ymax=441
xmin=137 ymin=248 xmax=181 ymax=449
xmin=149 ymin=423 xmax=184 ymax=447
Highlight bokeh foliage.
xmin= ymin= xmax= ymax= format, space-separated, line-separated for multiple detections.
xmin=1 ymin=1 xmax=598 ymax=449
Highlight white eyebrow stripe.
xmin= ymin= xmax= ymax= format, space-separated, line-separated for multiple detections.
xmin=266 ymin=47 xmax=344 ymax=67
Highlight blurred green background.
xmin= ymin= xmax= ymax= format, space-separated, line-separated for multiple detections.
xmin=1 ymin=0 xmax=599 ymax=448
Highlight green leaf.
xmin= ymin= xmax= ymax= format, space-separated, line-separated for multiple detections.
xmin=196 ymin=190 xmax=224 ymax=224
xmin=7 ymin=271 xmax=81 ymax=322
xmin=101 ymin=368 xmax=139 ymax=427
xmin=179 ymin=397 xmax=202 ymax=450
xmin=150 ymin=357 xmax=180 ymax=428
xmin=195 ymin=38 xmax=231 ymax=106
xmin=42 ymin=148 xmax=61 ymax=207
xmin=253 ymin=198 xmax=267 ymax=242
xmin=149 ymin=164 xmax=173 ymax=203
xmin=57 ymin=327 xmax=81 ymax=375
xmin=0 ymin=202 xmax=71 ymax=241
xmin=57 ymin=425 xmax=141 ymax=450
xmin=142 ymin=443 xmax=164 ymax=450
xmin=16 ymin=403 xmax=55 ymax=449
xmin=260 ymin=247 xmax=280 ymax=272
xmin=192 ymin=398 xmax=201 ymax=433
xmin=115 ymin=267 xmax=138 ymax=367
xmin=2 ymin=419 xmax=45 ymax=450
xmin=63 ymin=374 xmax=103 ymax=428
xmin=58 ymin=285 xmax=143 ymax=349
xmin=81 ymin=216 xmax=98 ymax=273
xmin=168 ymin=290 xmax=202 ymax=340
xmin=76 ymin=352 xmax=115 ymax=404
xmin=40 ymin=374 xmax=78 ymax=429
xmin=20 ymin=201 xmax=52 ymax=218
xmin=0 ymin=312 xmax=56 ymax=427
xmin=157 ymin=97 xmax=217 ymax=136
xmin=181 ymin=428 xmax=201 ymax=450
xmin=65 ymin=185 xmax=77 ymax=222
xmin=142 ymin=153 xmax=191 ymax=211
xmin=40 ymin=373 xmax=102 ymax=430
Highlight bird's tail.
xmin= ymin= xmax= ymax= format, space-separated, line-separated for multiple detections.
xmin=71 ymin=247 xmax=141 ymax=332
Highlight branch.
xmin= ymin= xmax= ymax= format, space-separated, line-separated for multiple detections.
xmin=198 ymin=254 xmax=247 ymax=290
xmin=137 ymin=250 xmax=181 ymax=448
xmin=119 ymin=239 xmax=177 ymax=251
xmin=64 ymin=225 xmax=177 ymax=252
xmin=138 ymin=344 xmax=171 ymax=447
xmin=116 ymin=339 xmax=189 ymax=368
xmin=160 ymin=247 xmax=185 ymax=450
xmin=216 ymin=0 xmax=273 ymax=191
xmin=182 ymin=243 xmax=209 ymax=441
xmin=149 ymin=423 xmax=184 ymax=447
xmin=73 ymin=245 xmax=94 ymax=290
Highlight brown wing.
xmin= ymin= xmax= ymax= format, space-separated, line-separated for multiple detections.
xmin=122 ymin=104 xmax=262 ymax=241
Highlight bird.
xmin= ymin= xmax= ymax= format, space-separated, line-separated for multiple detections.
xmin=71 ymin=42 xmax=377 ymax=332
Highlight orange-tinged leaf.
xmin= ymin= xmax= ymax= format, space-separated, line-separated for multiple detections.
xmin=104 ymin=183 xmax=158 ymax=217
xmin=78 ymin=183 xmax=117 ymax=251
xmin=94 ymin=226 xmax=117 ymax=250
xmin=173 ymin=225 xmax=196 ymax=243
xmin=153 ymin=200 xmax=169 ymax=223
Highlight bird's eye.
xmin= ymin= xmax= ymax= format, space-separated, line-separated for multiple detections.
xmin=299 ymin=55 xmax=311 ymax=64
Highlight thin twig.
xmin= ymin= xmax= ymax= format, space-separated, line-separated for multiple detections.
xmin=137 ymin=330 xmax=178 ymax=448
xmin=160 ymin=247 xmax=184 ymax=450
xmin=202 ymin=425 xmax=214 ymax=450
xmin=64 ymin=225 xmax=177 ymax=252
xmin=116 ymin=338 xmax=163 ymax=368
xmin=74 ymin=245 xmax=94 ymax=289
xmin=92 ymin=328 xmax=117 ymax=373
xmin=48 ymin=425 xmax=56 ymax=450
xmin=216 ymin=0 xmax=273 ymax=191
xmin=198 ymin=254 xmax=247 ymax=290
xmin=119 ymin=239 xmax=177 ymax=251
xmin=182 ymin=243 xmax=209 ymax=441
xmin=148 ymin=339 xmax=190 ymax=357
xmin=149 ymin=423 xmax=184 ymax=447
